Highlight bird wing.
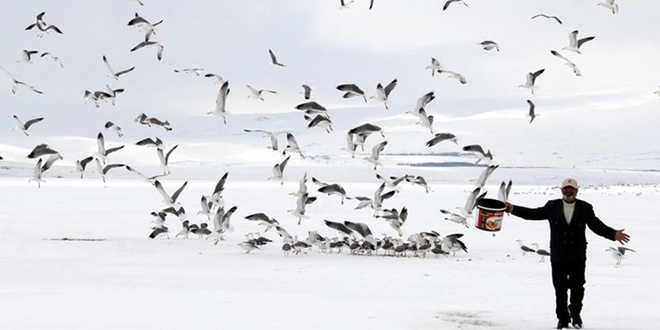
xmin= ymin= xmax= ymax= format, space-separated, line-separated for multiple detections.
xmin=215 ymin=80 xmax=229 ymax=113
xmin=170 ymin=181 xmax=188 ymax=202
xmin=23 ymin=117 xmax=44 ymax=130
xmin=165 ymin=144 xmax=179 ymax=164
xmin=383 ymin=79 xmax=398 ymax=96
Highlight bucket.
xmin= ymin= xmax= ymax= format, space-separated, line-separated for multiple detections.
xmin=475 ymin=198 xmax=506 ymax=232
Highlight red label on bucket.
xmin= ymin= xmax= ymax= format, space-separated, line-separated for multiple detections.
xmin=474 ymin=198 xmax=506 ymax=232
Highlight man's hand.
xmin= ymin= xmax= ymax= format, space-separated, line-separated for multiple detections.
xmin=505 ymin=202 xmax=513 ymax=214
xmin=614 ymin=229 xmax=630 ymax=244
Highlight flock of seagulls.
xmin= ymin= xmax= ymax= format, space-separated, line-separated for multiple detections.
xmin=0 ymin=1 xmax=638 ymax=264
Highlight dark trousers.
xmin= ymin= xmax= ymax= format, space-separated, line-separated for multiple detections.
xmin=551 ymin=259 xmax=586 ymax=322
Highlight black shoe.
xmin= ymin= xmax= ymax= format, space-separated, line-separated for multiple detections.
xmin=572 ymin=315 xmax=583 ymax=329
xmin=556 ymin=320 xmax=569 ymax=329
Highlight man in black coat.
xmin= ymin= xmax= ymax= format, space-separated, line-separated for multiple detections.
xmin=505 ymin=178 xmax=630 ymax=329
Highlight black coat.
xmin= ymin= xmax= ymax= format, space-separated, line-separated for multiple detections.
xmin=511 ymin=199 xmax=616 ymax=262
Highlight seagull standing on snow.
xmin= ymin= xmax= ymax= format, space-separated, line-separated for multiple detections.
xmin=563 ymin=30 xmax=595 ymax=55
xmin=518 ymin=68 xmax=545 ymax=95
xmin=532 ymin=243 xmax=551 ymax=262
xmin=370 ymin=79 xmax=397 ymax=109
xmin=598 ymin=0 xmax=619 ymax=14
xmin=12 ymin=115 xmax=43 ymax=136
xmin=516 ymin=239 xmax=536 ymax=256
xmin=208 ymin=80 xmax=230 ymax=124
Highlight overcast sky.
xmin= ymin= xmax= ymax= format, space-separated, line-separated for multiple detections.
xmin=1 ymin=0 xmax=659 ymax=125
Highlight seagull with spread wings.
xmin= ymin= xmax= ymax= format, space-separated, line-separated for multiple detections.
xmin=518 ymin=68 xmax=545 ymax=95
xmin=153 ymin=180 xmax=188 ymax=209
xmin=246 ymin=85 xmax=276 ymax=101
xmin=563 ymin=30 xmax=595 ymax=54
xmin=103 ymin=55 xmax=135 ymax=80
xmin=0 ymin=66 xmax=43 ymax=95
xmin=443 ymin=0 xmax=468 ymax=11
xmin=12 ymin=115 xmax=44 ymax=136
xmin=268 ymin=49 xmax=286 ymax=67
xmin=337 ymin=84 xmax=367 ymax=102
xmin=527 ymin=100 xmax=537 ymax=124
xmin=208 ymin=80 xmax=230 ymax=124
xmin=370 ymin=79 xmax=397 ymax=109
xmin=365 ymin=140 xmax=388 ymax=170
xmin=550 ymin=50 xmax=582 ymax=76
xmin=243 ymin=129 xmax=278 ymax=150
xmin=531 ymin=14 xmax=562 ymax=24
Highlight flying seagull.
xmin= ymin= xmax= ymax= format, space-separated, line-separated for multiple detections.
xmin=130 ymin=40 xmax=164 ymax=61
xmin=104 ymin=121 xmax=123 ymax=137
xmin=12 ymin=115 xmax=44 ymax=136
xmin=443 ymin=0 xmax=468 ymax=11
xmin=318 ymin=183 xmax=348 ymax=204
xmin=498 ymin=180 xmax=513 ymax=203
xmin=94 ymin=132 xmax=125 ymax=164
xmin=550 ymin=50 xmax=582 ymax=76
xmin=440 ymin=209 xmax=469 ymax=228
xmin=462 ymin=144 xmax=493 ymax=165
xmin=40 ymin=52 xmax=64 ymax=68
xmin=243 ymin=129 xmax=278 ymax=150
xmin=531 ymin=14 xmax=562 ymax=24
xmin=153 ymin=179 xmax=188 ymax=209
xmin=75 ymin=156 xmax=94 ymax=179
xmin=295 ymin=101 xmax=327 ymax=113
xmin=301 ymin=84 xmax=313 ymax=100
xmin=478 ymin=40 xmax=500 ymax=52
xmin=269 ymin=156 xmax=291 ymax=185
xmin=103 ymin=55 xmax=135 ymax=80
xmin=246 ymin=85 xmax=276 ymax=101
xmin=0 ymin=66 xmax=43 ymax=95
xmin=518 ymin=68 xmax=545 ymax=95
xmin=207 ymin=80 xmax=230 ymax=124
xmin=268 ymin=49 xmax=286 ymax=67
xmin=25 ymin=12 xmax=63 ymax=36
xmin=174 ymin=68 xmax=204 ymax=76
xmin=425 ymin=133 xmax=458 ymax=147
xmin=598 ymin=0 xmax=619 ymax=14
xmin=156 ymin=145 xmax=178 ymax=175
xmin=339 ymin=0 xmax=354 ymax=9
xmin=365 ymin=140 xmax=388 ymax=170
xmin=337 ymin=84 xmax=367 ymax=102
xmin=370 ymin=79 xmax=398 ymax=109
xmin=127 ymin=12 xmax=163 ymax=41
xmin=18 ymin=50 xmax=39 ymax=64
xmin=27 ymin=143 xmax=59 ymax=159
xmin=425 ymin=58 xmax=443 ymax=76
xmin=563 ymin=30 xmax=595 ymax=54
xmin=607 ymin=246 xmax=635 ymax=266
xmin=283 ymin=133 xmax=305 ymax=158
xmin=527 ymin=100 xmax=537 ymax=124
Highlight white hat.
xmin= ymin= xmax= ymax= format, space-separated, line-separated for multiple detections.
xmin=561 ymin=178 xmax=579 ymax=189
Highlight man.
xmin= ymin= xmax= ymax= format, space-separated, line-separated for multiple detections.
xmin=505 ymin=178 xmax=630 ymax=329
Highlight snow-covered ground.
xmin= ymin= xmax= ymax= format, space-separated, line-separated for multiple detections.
xmin=1 ymin=103 xmax=659 ymax=330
